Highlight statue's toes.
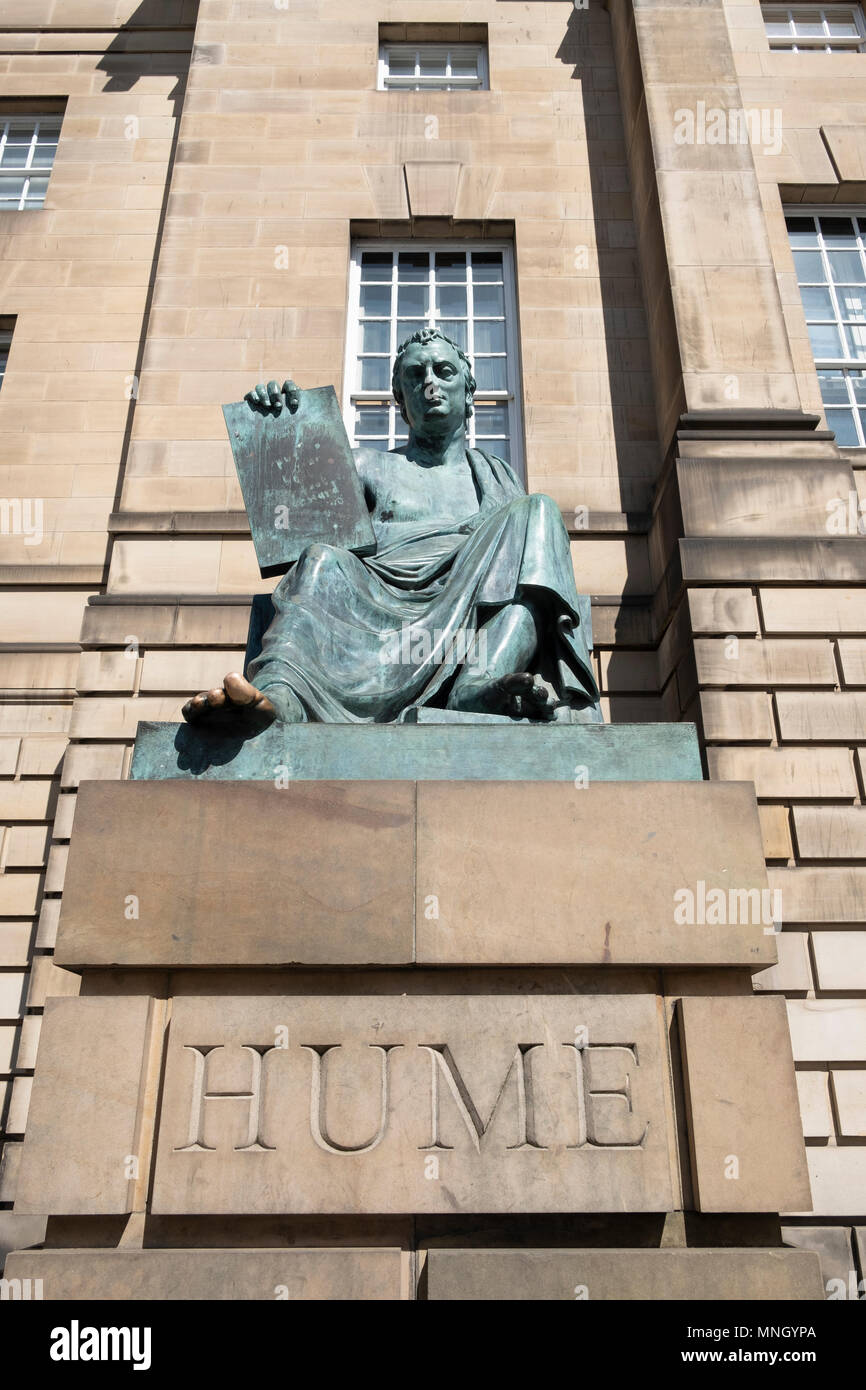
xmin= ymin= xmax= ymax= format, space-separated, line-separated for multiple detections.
xmin=182 ymin=692 xmax=209 ymax=723
xmin=501 ymin=672 xmax=534 ymax=696
xmin=223 ymin=671 xmax=255 ymax=706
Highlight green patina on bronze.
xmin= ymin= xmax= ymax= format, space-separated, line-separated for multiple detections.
xmin=188 ymin=328 xmax=603 ymax=729
xmin=130 ymin=720 xmax=703 ymax=783
xmin=223 ymin=384 xmax=375 ymax=576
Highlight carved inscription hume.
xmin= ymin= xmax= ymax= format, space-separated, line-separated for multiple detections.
xmin=152 ymin=996 xmax=678 ymax=1214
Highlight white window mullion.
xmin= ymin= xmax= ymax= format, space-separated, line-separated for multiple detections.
xmin=466 ymin=254 xmax=476 ymax=450
xmin=389 ymin=251 xmax=398 ymax=449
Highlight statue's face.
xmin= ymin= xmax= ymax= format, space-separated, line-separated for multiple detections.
xmin=395 ymin=340 xmax=469 ymax=437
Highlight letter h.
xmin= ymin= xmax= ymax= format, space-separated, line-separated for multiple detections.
xmin=174 ymin=1044 xmax=277 ymax=1153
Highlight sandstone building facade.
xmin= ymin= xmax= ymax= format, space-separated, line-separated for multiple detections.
xmin=0 ymin=0 xmax=864 ymax=1298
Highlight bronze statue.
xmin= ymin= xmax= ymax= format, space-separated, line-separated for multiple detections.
xmin=183 ymin=328 xmax=600 ymax=727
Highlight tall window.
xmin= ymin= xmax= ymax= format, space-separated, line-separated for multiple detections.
xmin=787 ymin=211 xmax=866 ymax=447
xmin=378 ymin=43 xmax=488 ymax=90
xmin=0 ymin=115 xmax=62 ymax=210
xmin=762 ymin=4 xmax=866 ymax=50
xmin=344 ymin=243 xmax=523 ymax=472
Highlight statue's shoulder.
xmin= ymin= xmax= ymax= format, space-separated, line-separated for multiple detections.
xmin=353 ymin=445 xmax=408 ymax=479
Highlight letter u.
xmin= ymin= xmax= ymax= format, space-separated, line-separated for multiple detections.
xmin=304 ymin=1044 xmax=402 ymax=1155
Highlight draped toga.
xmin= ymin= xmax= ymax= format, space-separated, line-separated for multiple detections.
xmin=247 ymin=448 xmax=601 ymax=724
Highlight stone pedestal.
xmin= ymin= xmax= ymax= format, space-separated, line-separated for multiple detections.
xmin=6 ymin=723 xmax=820 ymax=1300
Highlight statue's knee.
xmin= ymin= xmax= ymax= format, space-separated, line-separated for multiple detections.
xmin=299 ymin=542 xmax=340 ymax=572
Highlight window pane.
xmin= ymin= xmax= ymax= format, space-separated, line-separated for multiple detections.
xmin=22 ymin=174 xmax=48 ymax=205
xmin=826 ymin=406 xmax=860 ymax=446
xmin=471 ymin=252 xmax=504 ymax=282
xmin=0 ymin=176 xmax=26 ymax=203
xmin=474 ymin=282 xmax=505 ymax=316
xmin=491 ymin=439 xmax=510 ymax=464
xmin=785 ymin=217 xmax=819 ymax=247
xmin=30 ymin=143 xmax=57 ymax=169
xmin=474 ymin=403 xmax=508 ymax=434
xmin=792 ymin=15 xmax=825 ymax=36
xmin=360 ymin=252 xmax=392 ymax=281
xmin=396 ymin=319 xmax=425 ymax=345
xmin=827 ymin=19 xmax=859 ymax=34
xmin=808 ymin=321 xmax=843 ymax=356
xmin=434 ymin=251 xmax=466 ymax=282
xmin=436 ymin=284 xmax=467 ymax=316
xmin=359 ymin=282 xmax=391 ymax=317
xmin=450 ymin=57 xmax=478 ymax=77
xmin=844 ymin=323 xmax=866 ymax=358
xmin=1 ymin=137 xmax=31 ymax=169
xmin=474 ymin=320 xmax=506 ymax=353
xmin=765 ymin=20 xmax=793 ymax=35
xmin=820 ymin=216 xmax=857 ymax=245
xmin=361 ymin=320 xmax=390 ymax=353
xmin=474 ymin=357 xmax=507 ymax=390
xmin=850 ymin=371 xmax=866 ymax=404
xmin=828 ymin=250 xmax=866 ymax=283
xmin=418 ymin=54 xmax=447 ymax=76
xmin=397 ymin=283 xmax=427 ymax=317
xmin=359 ymin=357 xmax=391 ymax=390
xmin=360 ymin=437 xmax=391 ymax=452
xmin=839 ymin=286 xmax=866 ymax=321
xmin=398 ymin=252 xmax=428 ymax=282
xmin=436 ymin=319 xmax=468 ymax=351
xmin=818 ymin=370 xmax=849 ymax=404
xmin=355 ymin=406 xmax=389 ymax=435
xmin=388 ymin=56 xmax=415 ymax=77
xmin=793 ymin=250 xmax=826 ymax=282
xmin=800 ymin=286 xmax=835 ymax=318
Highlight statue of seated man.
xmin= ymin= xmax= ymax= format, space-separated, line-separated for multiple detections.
xmin=183 ymin=328 xmax=601 ymax=727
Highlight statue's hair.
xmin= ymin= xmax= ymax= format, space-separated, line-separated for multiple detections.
xmin=391 ymin=327 xmax=476 ymax=422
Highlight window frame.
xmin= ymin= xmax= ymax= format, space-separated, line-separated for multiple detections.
xmin=377 ymin=41 xmax=489 ymax=91
xmin=761 ymin=4 xmax=866 ymax=51
xmin=343 ymin=239 xmax=525 ymax=477
xmin=786 ymin=205 xmax=866 ymax=447
xmin=0 ymin=114 xmax=62 ymax=211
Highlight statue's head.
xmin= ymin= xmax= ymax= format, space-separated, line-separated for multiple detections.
xmin=391 ymin=327 xmax=476 ymax=437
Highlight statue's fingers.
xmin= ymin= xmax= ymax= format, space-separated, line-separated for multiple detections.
xmin=282 ymin=379 xmax=300 ymax=413
xmin=204 ymin=686 xmax=227 ymax=710
xmin=254 ymin=384 xmax=270 ymax=409
xmin=266 ymin=380 xmax=283 ymax=413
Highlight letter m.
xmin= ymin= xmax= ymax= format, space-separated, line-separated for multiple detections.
xmin=729 ymin=887 xmax=761 ymax=924
xmin=418 ymin=1043 xmax=546 ymax=1153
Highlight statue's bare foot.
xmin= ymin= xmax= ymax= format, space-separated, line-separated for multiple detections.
xmin=182 ymin=672 xmax=277 ymax=729
xmin=450 ymin=671 xmax=559 ymax=720
xmin=493 ymin=672 xmax=558 ymax=720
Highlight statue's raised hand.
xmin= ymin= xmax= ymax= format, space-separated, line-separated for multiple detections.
xmin=244 ymin=379 xmax=301 ymax=414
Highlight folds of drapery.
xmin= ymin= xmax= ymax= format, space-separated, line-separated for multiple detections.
xmin=247 ymin=449 xmax=601 ymax=724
